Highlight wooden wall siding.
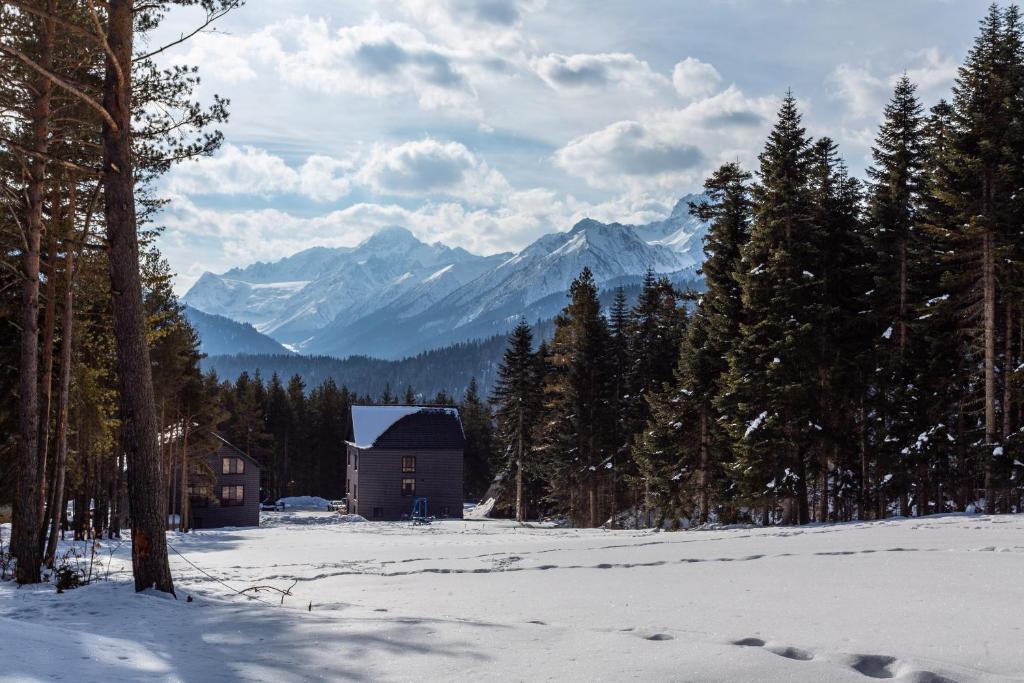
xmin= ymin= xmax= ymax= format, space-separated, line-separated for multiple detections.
xmin=190 ymin=440 xmax=262 ymax=529
xmin=347 ymin=445 xmax=463 ymax=521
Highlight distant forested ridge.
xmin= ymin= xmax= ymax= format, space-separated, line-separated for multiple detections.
xmin=184 ymin=306 xmax=291 ymax=356
xmin=202 ymin=319 xmax=557 ymax=399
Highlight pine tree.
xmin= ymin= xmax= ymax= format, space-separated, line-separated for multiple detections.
xmin=491 ymin=320 xmax=541 ymax=521
xmin=722 ymin=92 xmax=818 ymax=525
xmin=636 ymin=163 xmax=752 ymax=525
xmin=539 ymin=268 xmax=617 ymax=527
xmin=460 ymin=378 xmax=495 ymax=501
xmin=864 ymin=76 xmax=931 ymax=516
xmin=806 ymin=137 xmax=870 ymax=521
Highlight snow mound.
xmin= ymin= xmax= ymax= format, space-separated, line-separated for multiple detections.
xmin=277 ymin=496 xmax=330 ymax=510
xmin=337 ymin=514 xmax=368 ymax=523
xmin=464 ymin=498 xmax=495 ymax=519
xmin=261 ymin=511 xmax=345 ymax=526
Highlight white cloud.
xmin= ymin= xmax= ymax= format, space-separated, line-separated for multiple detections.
xmin=166 ymin=138 xmax=514 ymax=205
xmin=828 ymin=63 xmax=886 ymax=119
xmin=555 ymin=86 xmax=777 ymax=191
xmin=672 ymin=58 xmax=722 ymax=100
xmin=357 ymin=138 xmax=511 ymax=204
xmin=298 ymin=155 xmax=357 ymax=202
xmin=179 ymin=16 xmax=480 ymax=111
xmin=167 ymin=144 xmax=354 ymax=202
xmin=532 ymin=52 xmax=668 ymax=93
xmin=168 ymin=145 xmax=301 ymax=196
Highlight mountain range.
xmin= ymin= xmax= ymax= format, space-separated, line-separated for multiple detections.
xmin=183 ymin=194 xmax=708 ymax=360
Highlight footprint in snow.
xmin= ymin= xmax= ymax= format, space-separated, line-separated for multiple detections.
xmin=732 ymin=637 xmax=814 ymax=661
xmin=845 ymin=654 xmax=955 ymax=682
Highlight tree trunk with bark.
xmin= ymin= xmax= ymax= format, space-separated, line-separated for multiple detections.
xmin=13 ymin=3 xmax=55 ymax=585
xmin=44 ymin=186 xmax=79 ymax=566
xmin=102 ymin=0 xmax=174 ymax=595
xmin=983 ymin=227 xmax=997 ymax=511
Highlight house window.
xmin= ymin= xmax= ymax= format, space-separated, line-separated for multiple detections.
xmin=188 ymin=462 xmax=204 ymax=475
xmin=221 ymin=485 xmax=244 ymax=506
xmin=401 ymin=478 xmax=416 ymax=497
xmin=354 ymin=453 xmax=358 ymax=471
xmin=222 ymin=457 xmax=245 ymax=475
xmin=402 ymin=455 xmax=416 ymax=473
xmin=373 ymin=507 xmax=384 ymax=519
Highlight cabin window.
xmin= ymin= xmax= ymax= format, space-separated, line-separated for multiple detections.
xmin=188 ymin=462 xmax=204 ymax=475
xmin=373 ymin=507 xmax=384 ymax=519
xmin=222 ymin=457 xmax=245 ymax=475
xmin=401 ymin=478 xmax=416 ymax=497
xmin=221 ymin=485 xmax=244 ymax=506
xmin=401 ymin=455 xmax=416 ymax=473
xmin=354 ymin=453 xmax=358 ymax=471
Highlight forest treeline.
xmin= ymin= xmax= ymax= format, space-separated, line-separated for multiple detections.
xmin=487 ymin=6 xmax=1024 ymax=527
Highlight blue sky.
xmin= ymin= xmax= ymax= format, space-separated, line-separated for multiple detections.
xmin=153 ymin=0 xmax=1003 ymax=293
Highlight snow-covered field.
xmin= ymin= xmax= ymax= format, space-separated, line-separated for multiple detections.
xmin=2 ymin=513 xmax=1023 ymax=682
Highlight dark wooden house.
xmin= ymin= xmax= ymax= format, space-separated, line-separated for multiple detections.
xmin=346 ymin=406 xmax=464 ymax=521
xmin=188 ymin=434 xmax=262 ymax=529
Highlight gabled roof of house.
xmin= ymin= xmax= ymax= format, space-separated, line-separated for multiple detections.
xmin=347 ymin=405 xmax=464 ymax=450
xmin=210 ymin=432 xmax=263 ymax=469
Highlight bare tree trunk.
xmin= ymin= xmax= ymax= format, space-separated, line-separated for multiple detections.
xmin=179 ymin=422 xmax=190 ymax=532
xmin=103 ymin=0 xmax=174 ymax=595
xmin=13 ymin=2 xmax=55 ymax=585
xmin=795 ymin=447 xmax=809 ymax=525
xmin=36 ymin=217 xmax=58 ymax=543
xmin=898 ymin=239 xmax=908 ymax=353
xmin=1003 ymin=302 xmax=1014 ymax=440
xmin=698 ymin=407 xmax=710 ymax=525
xmin=859 ymin=399 xmax=869 ymax=520
xmin=44 ymin=186 xmax=79 ymax=566
xmin=983 ymin=228 xmax=997 ymax=511
xmin=515 ymin=411 xmax=524 ymax=523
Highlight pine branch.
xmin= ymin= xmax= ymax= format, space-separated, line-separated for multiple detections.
xmin=0 ymin=43 xmax=117 ymax=132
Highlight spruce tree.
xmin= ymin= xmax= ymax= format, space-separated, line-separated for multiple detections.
xmin=539 ymin=268 xmax=617 ymax=527
xmin=722 ymin=92 xmax=817 ymax=525
xmin=491 ymin=320 xmax=541 ymax=521
xmin=806 ymin=137 xmax=870 ymax=521
xmin=460 ymin=378 xmax=495 ymax=502
xmin=636 ymin=163 xmax=752 ymax=525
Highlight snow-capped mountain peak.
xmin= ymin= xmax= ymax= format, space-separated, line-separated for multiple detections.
xmin=183 ymin=195 xmax=709 ymax=358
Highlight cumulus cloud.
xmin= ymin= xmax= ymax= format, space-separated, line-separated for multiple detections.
xmin=672 ymin=58 xmax=722 ymax=100
xmin=557 ymin=121 xmax=704 ymax=180
xmin=169 ymin=145 xmax=301 ymax=197
xmin=555 ymin=86 xmax=776 ymax=191
xmin=165 ymin=139 xmax=510 ymax=205
xmin=167 ymin=144 xmax=354 ymax=202
xmin=357 ymin=138 xmax=511 ymax=203
xmin=532 ymin=52 xmax=667 ymax=92
xmin=180 ymin=16 xmax=478 ymax=111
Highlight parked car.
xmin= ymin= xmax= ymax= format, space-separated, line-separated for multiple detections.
xmin=260 ymin=500 xmax=283 ymax=512
xmin=328 ymin=498 xmax=348 ymax=514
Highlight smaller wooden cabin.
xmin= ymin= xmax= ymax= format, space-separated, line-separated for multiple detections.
xmin=346 ymin=406 xmax=464 ymax=521
xmin=188 ymin=434 xmax=262 ymax=529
